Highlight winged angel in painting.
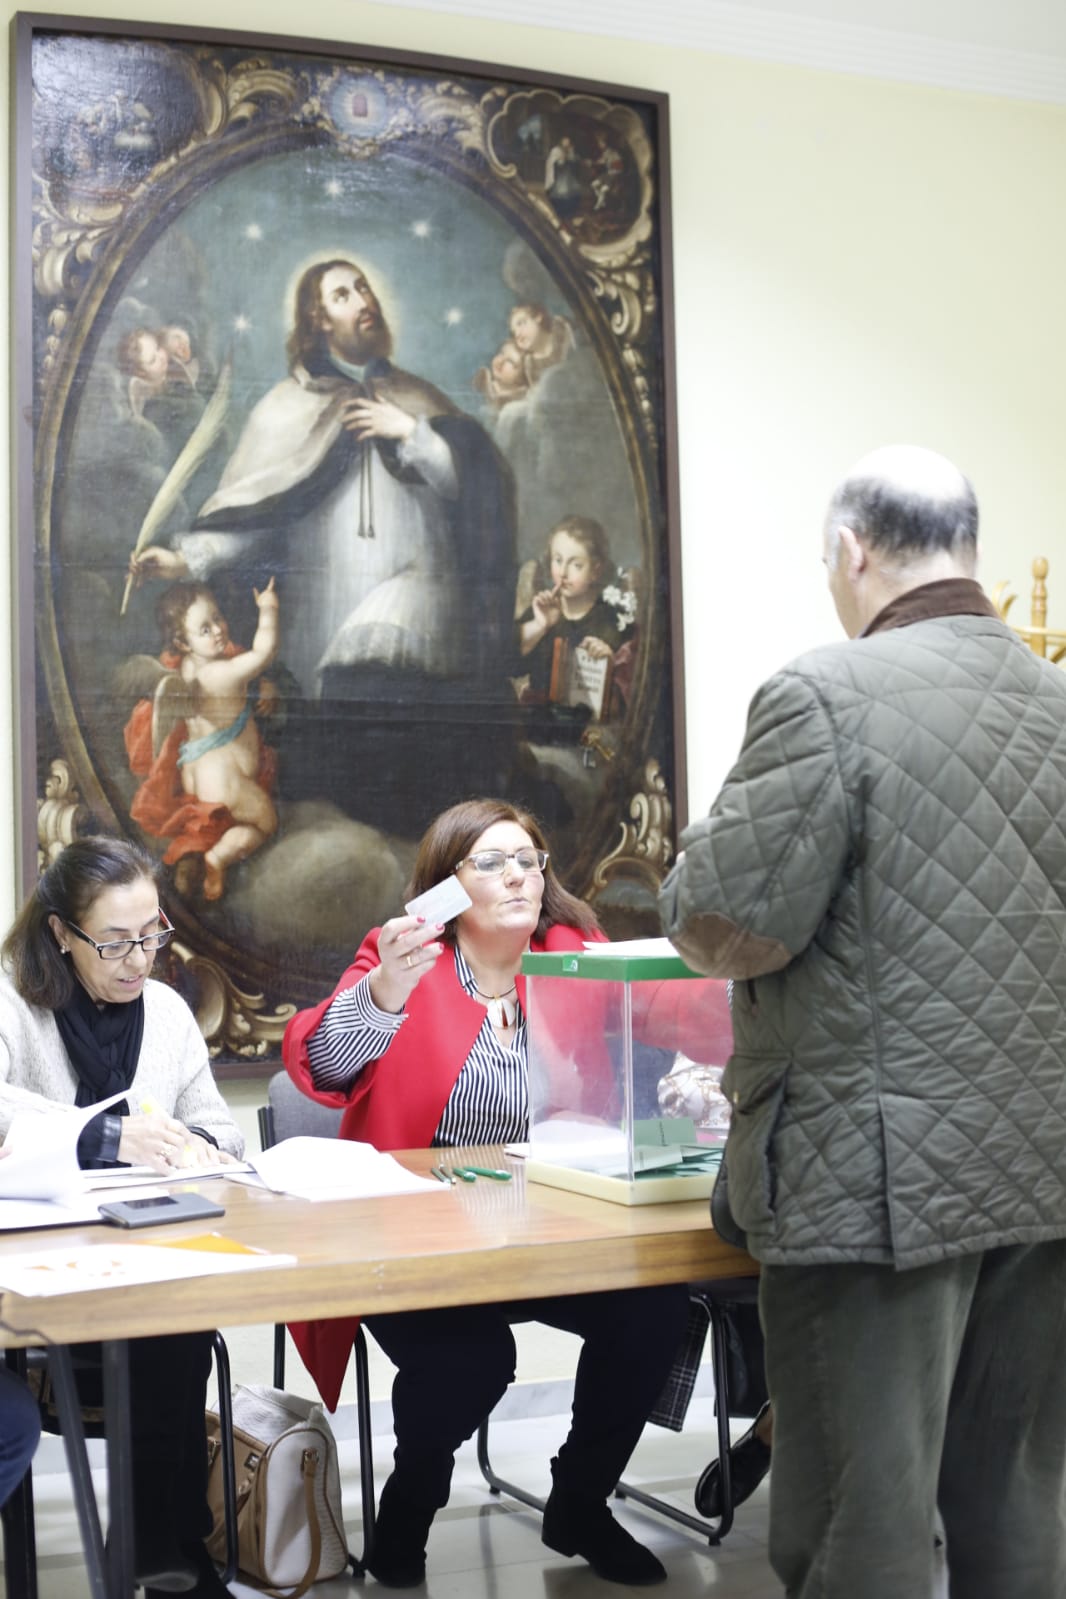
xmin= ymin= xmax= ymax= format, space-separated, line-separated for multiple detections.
xmin=125 ymin=579 xmax=280 ymax=902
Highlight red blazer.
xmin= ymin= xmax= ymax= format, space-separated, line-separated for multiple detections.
xmin=281 ymin=925 xmax=732 ymax=1407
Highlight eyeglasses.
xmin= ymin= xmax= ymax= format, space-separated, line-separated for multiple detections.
xmin=455 ymin=849 xmax=549 ymax=877
xmin=65 ymin=910 xmax=175 ymax=962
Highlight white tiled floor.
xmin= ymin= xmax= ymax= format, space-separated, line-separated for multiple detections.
xmin=14 ymin=1397 xmax=782 ymax=1598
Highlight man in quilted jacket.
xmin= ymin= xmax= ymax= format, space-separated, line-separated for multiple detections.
xmin=659 ymin=444 xmax=1066 ymax=1599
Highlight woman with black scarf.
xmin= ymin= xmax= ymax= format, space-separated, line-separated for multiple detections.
xmin=0 ymin=836 xmax=243 ymax=1596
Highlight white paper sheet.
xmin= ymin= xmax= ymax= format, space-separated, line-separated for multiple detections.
xmin=0 ymin=1090 xmax=130 ymax=1202
xmin=0 ymin=1196 xmax=110 ymax=1232
xmin=579 ymin=937 xmax=681 ymax=958
xmin=248 ymin=1136 xmax=442 ymax=1201
xmin=0 ymin=1242 xmax=295 ymax=1297
xmin=83 ymin=1163 xmax=254 ymax=1190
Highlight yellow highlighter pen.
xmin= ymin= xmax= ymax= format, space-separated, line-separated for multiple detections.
xmin=141 ymin=1096 xmax=194 ymax=1165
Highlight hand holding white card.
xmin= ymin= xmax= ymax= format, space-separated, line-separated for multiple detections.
xmin=405 ymin=875 xmax=472 ymax=924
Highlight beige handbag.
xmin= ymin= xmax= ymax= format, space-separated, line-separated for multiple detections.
xmin=206 ymin=1384 xmax=348 ymax=1596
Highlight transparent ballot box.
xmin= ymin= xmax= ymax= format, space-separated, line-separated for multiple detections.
xmin=522 ymin=943 xmax=733 ymax=1206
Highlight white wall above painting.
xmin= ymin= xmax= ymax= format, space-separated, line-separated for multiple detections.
xmin=356 ymin=0 xmax=1066 ymax=105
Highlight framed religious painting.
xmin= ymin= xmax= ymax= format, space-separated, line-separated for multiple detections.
xmin=13 ymin=14 xmax=687 ymax=1062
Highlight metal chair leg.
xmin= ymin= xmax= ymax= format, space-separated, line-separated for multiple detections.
xmin=211 ymin=1333 xmax=239 ymax=1585
xmin=0 ymin=1467 xmax=38 ymax=1599
xmin=49 ymin=1345 xmax=112 ymax=1599
xmin=351 ymin=1328 xmax=375 ymax=1576
xmin=614 ymin=1296 xmax=735 ymax=1543
xmin=475 ymin=1416 xmax=546 ymax=1513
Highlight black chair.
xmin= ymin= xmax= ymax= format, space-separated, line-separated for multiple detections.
xmin=1 ymin=1333 xmax=239 ymax=1599
xmin=257 ymin=1071 xmax=376 ymax=1574
xmin=475 ymin=1277 xmax=761 ymax=1545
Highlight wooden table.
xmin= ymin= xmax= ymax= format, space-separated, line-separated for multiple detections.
xmin=0 ymin=1148 xmax=754 ymax=1599
xmin=0 ymin=1147 xmax=753 ymax=1346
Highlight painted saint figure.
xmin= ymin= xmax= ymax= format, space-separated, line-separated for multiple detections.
xmin=129 ymin=258 xmax=517 ymax=834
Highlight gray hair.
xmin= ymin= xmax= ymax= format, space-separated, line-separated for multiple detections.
xmin=825 ymin=445 xmax=978 ymax=563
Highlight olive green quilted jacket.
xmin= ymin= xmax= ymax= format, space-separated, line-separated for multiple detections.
xmin=660 ymin=603 xmax=1066 ymax=1267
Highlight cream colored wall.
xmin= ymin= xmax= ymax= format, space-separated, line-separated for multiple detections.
xmin=3 ymin=0 xmax=1065 ymax=920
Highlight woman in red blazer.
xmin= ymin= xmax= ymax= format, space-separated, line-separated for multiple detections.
xmin=284 ymin=798 xmax=707 ymax=1589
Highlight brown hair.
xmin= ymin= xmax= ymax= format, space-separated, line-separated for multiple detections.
xmin=405 ymin=798 xmax=600 ymax=945
xmin=155 ymin=581 xmax=217 ymax=654
xmin=548 ymin=515 xmax=612 ymax=582
xmin=510 ymin=302 xmax=551 ymax=332
xmin=3 ymin=836 xmax=161 ymax=1011
xmin=285 ymin=258 xmax=393 ymax=372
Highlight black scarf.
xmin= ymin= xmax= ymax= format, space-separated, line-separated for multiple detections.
xmin=55 ymin=979 xmax=145 ymax=1114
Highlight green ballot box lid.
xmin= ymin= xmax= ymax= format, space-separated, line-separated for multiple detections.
xmin=522 ymin=940 xmax=702 ymax=982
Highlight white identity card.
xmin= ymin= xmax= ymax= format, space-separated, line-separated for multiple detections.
xmin=405 ymin=875 xmax=472 ymax=924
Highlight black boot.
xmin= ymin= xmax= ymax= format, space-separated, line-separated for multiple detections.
xmin=542 ymin=1458 xmax=666 ymax=1586
xmin=132 ymin=1509 xmax=197 ymax=1592
xmin=365 ymin=1473 xmax=437 ymax=1588
xmin=128 ymin=1447 xmax=198 ymax=1593
xmin=145 ymin=1541 xmax=232 ymax=1599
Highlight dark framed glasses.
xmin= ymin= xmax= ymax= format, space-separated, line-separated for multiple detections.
xmin=65 ymin=909 xmax=175 ymax=961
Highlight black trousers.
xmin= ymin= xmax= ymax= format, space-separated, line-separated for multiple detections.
xmin=53 ymin=1332 xmax=215 ymax=1542
xmin=366 ymin=1283 xmax=689 ymax=1510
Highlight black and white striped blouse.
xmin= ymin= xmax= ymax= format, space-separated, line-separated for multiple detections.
xmin=305 ymin=945 xmax=528 ymax=1146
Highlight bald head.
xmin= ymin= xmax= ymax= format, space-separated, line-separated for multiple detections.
xmin=823 ymin=446 xmax=980 ymax=637
xmin=826 ymin=445 xmax=978 ymax=565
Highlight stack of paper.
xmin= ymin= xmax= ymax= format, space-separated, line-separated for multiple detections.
xmin=0 ymin=1090 xmax=130 ymax=1203
xmin=0 ymin=1093 xmax=254 ymax=1230
xmin=246 ymin=1137 xmax=441 ymax=1201
xmin=0 ymin=1091 xmax=131 ymax=1229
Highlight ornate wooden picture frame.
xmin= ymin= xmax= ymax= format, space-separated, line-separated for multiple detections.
xmin=14 ymin=14 xmax=686 ymax=1062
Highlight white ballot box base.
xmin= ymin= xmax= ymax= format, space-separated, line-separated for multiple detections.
xmin=525 ymin=1159 xmax=717 ymax=1207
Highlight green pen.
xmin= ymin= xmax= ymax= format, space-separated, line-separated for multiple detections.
xmin=464 ymin=1166 xmax=512 ymax=1182
xmin=448 ymin=1166 xmax=477 ymax=1182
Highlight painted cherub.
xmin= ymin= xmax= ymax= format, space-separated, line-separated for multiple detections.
xmin=519 ymin=515 xmax=633 ymax=675
xmin=125 ymin=579 xmax=279 ymax=900
xmin=160 ymin=324 xmax=200 ymax=389
xmin=473 ymin=338 xmax=529 ymax=408
xmin=117 ymin=327 xmax=170 ymax=422
xmin=516 ymin=515 xmax=638 ymax=731
xmin=508 ymin=303 xmax=576 ymax=388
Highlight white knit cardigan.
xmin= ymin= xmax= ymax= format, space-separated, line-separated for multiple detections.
xmin=0 ymin=970 xmax=244 ymax=1156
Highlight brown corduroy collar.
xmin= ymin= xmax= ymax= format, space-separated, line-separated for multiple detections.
xmin=861 ymin=578 xmax=999 ymax=639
